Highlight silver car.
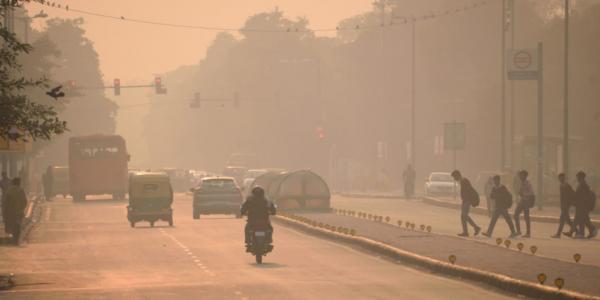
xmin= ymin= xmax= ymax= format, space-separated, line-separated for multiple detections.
xmin=424 ymin=172 xmax=458 ymax=197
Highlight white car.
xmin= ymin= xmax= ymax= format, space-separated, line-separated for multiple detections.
xmin=424 ymin=172 xmax=458 ymax=196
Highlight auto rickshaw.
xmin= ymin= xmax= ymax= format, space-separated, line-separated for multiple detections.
xmin=127 ymin=172 xmax=174 ymax=227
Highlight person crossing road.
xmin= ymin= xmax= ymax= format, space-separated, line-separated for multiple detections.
xmin=482 ymin=175 xmax=518 ymax=238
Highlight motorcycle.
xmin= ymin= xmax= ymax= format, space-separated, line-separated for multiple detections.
xmin=248 ymin=224 xmax=274 ymax=264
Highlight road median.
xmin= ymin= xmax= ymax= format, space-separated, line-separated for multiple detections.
xmin=274 ymin=212 xmax=600 ymax=300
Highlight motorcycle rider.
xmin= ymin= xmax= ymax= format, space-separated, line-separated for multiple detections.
xmin=241 ymin=186 xmax=276 ymax=251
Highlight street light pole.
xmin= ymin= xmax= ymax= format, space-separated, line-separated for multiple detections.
xmin=563 ymin=0 xmax=570 ymax=177
xmin=410 ymin=18 xmax=416 ymax=168
xmin=501 ymin=0 xmax=507 ymax=170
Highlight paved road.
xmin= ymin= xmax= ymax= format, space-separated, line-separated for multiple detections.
xmin=0 ymin=194 xmax=516 ymax=299
xmin=333 ymin=195 xmax=600 ymax=267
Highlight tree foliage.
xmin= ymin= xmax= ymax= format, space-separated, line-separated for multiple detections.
xmin=0 ymin=1 xmax=67 ymax=141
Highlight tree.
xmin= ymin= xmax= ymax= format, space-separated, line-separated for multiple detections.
xmin=0 ymin=1 xmax=67 ymax=141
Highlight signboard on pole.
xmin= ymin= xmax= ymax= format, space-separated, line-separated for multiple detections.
xmin=507 ymin=48 xmax=539 ymax=80
xmin=444 ymin=122 xmax=466 ymax=151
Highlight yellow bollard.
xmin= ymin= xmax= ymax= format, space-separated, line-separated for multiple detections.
xmin=530 ymin=245 xmax=538 ymax=255
xmin=573 ymin=253 xmax=581 ymax=263
xmin=504 ymin=240 xmax=511 ymax=248
xmin=554 ymin=277 xmax=564 ymax=290
xmin=495 ymin=238 xmax=503 ymax=246
xmin=448 ymin=254 xmax=457 ymax=265
xmin=426 ymin=225 xmax=432 ymax=233
xmin=516 ymin=242 xmax=524 ymax=251
xmin=537 ymin=273 xmax=547 ymax=285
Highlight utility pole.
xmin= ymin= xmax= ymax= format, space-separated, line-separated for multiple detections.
xmin=509 ymin=0 xmax=515 ymax=173
xmin=537 ymin=41 xmax=544 ymax=209
xmin=500 ymin=0 xmax=507 ymax=170
xmin=563 ymin=0 xmax=570 ymax=177
xmin=410 ymin=17 xmax=416 ymax=168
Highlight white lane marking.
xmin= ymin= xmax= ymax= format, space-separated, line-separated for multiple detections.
xmin=159 ymin=229 xmax=215 ymax=277
xmin=278 ymin=225 xmax=385 ymax=264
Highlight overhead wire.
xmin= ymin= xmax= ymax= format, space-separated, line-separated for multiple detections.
xmin=30 ymin=0 xmax=490 ymax=33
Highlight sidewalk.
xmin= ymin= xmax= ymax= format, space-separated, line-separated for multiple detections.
xmin=422 ymin=195 xmax=600 ymax=227
xmin=292 ymin=211 xmax=600 ymax=297
xmin=339 ymin=191 xmax=600 ymax=226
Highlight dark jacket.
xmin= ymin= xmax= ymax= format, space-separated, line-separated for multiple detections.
xmin=575 ymin=182 xmax=593 ymax=212
xmin=5 ymin=185 xmax=28 ymax=228
xmin=490 ymin=184 xmax=512 ymax=210
xmin=459 ymin=178 xmax=476 ymax=205
xmin=241 ymin=195 xmax=276 ymax=225
xmin=559 ymin=183 xmax=575 ymax=211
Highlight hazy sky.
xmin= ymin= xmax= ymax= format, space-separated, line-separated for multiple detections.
xmin=26 ymin=1 xmax=373 ymax=83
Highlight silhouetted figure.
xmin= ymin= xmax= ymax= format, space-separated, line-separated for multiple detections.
xmin=484 ymin=176 xmax=494 ymax=217
xmin=451 ymin=170 xmax=481 ymax=237
xmin=482 ymin=175 xmax=517 ymax=238
xmin=42 ymin=166 xmax=54 ymax=201
xmin=0 ymin=171 xmax=10 ymax=232
xmin=403 ymin=164 xmax=416 ymax=199
xmin=514 ymin=170 xmax=534 ymax=238
xmin=552 ymin=173 xmax=575 ymax=238
xmin=241 ymin=186 xmax=276 ymax=251
xmin=4 ymin=178 xmax=28 ymax=244
xmin=573 ymin=171 xmax=597 ymax=239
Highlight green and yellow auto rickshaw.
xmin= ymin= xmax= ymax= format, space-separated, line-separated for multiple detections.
xmin=127 ymin=172 xmax=173 ymax=227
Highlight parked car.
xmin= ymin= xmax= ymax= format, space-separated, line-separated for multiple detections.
xmin=191 ymin=177 xmax=243 ymax=219
xmin=424 ymin=172 xmax=457 ymax=196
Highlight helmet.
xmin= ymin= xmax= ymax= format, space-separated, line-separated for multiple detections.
xmin=251 ymin=186 xmax=265 ymax=198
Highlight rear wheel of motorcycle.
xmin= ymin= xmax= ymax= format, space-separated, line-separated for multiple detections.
xmin=255 ymin=254 xmax=262 ymax=264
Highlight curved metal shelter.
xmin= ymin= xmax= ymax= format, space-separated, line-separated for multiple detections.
xmin=252 ymin=170 xmax=330 ymax=211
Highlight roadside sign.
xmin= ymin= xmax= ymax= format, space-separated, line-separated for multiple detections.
xmin=444 ymin=122 xmax=465 ymax=151
xmin=507 ymin=48 xmax=538 ymax=80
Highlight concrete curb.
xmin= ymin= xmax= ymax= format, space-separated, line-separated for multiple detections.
xmin=274 ymin=215 xmax=599 ymax=300
xmin=421 ymin=196 xmax=600 ymax=227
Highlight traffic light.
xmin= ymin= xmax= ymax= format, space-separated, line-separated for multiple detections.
xmin=233 ymin=92 xmax=239 ymax=108
xmin=155 ymin=77 xmax=167 ymax=94
xmin=316 ymin=127 xmax=326 ymax=140
xmin=113 ymin=78 xmax=120 ymax=96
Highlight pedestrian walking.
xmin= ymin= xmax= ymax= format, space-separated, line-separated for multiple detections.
xmin=403 ymin=164 xmax=416 ymax=199
xmin=42 ymin=165 xmax=54 ymax=201
xmin=573 ymin=171 xmax=597 ymax=239
xmin=482 ymin=175 xmax=518 ymax=238
xmin=451 ymin=170 xmax=481 ymax=237
xmin=1 ymin=171 xmax=11 ymax=232
xmin=514 ymin=170 xmax=534 ymax=238
xmin=552 ymin=173 xmax=575 ymax=238
xmin=4 ymin=178 xmax=28 ymax=244
xmin=484 ymin=176 xmax=494 ymax=217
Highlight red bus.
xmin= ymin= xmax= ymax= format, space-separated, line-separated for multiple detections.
xmin=69 ymin=134 xmax=130 ymax=201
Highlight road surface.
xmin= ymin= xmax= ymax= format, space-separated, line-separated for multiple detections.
xmin=333 ymin=195 xmax=600 ymax=267
xmin=0 ymin=194 xmax=517 ymax=299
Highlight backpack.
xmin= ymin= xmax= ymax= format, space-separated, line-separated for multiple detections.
xmin=470 ymin=187 xmax=480 ymax=207
xmin=590 ymin=190 xmax=597 ymax=211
